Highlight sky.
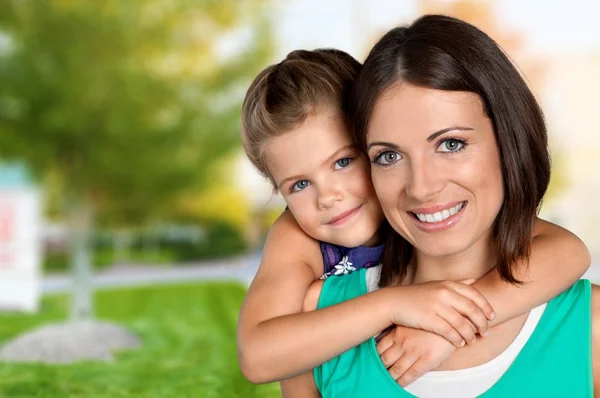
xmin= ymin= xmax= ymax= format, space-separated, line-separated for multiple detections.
xmin=274 ymin=0 xmax=600 ymax=59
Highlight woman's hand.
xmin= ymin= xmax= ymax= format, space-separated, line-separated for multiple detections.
xmin=377 ymin=326 xmax=456 ymax=387
xmin=386 ymin=279 xmax=495 ymax=347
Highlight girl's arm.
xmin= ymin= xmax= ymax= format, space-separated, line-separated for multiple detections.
xmin=237 ymin=211 xmax=493 ymax=384
xmin=474 ymin=218 xmax=590 ymax=326
xmin=237 ymin=211 xmax=394 ymax=383
xmin=376 ymin=219 xmax=591 ymax=387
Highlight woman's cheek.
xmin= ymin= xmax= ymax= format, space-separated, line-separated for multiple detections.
xmin=372 ymin=168 xmax=402 ymax=207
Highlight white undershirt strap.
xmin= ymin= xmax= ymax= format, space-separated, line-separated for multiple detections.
xmin=365 ymin=266 xmax=546 ymax=398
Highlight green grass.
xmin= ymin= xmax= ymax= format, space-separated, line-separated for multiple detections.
xmin=0 ymin=282 xmax=280 ymax=398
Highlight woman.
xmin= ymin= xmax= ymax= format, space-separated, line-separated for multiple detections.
xmin=309 ymin=15 xmax=599 ymax=397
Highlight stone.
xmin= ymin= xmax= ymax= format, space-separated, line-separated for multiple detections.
xmin=0 ymin=320 xmax=141 ymax=364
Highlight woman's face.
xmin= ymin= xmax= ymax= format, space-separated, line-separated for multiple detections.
xmin=366 ymin=83 xmax=504 ymax=258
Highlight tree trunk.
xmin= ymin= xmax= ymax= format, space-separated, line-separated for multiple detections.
xmin=113 ymin=229 xmax=132 ymax=264
xmin=69 ymin=200 xmax=93 ymax=322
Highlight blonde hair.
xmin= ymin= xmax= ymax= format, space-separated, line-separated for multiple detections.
xmin=241 ymin=49 xmax=361 ymax=186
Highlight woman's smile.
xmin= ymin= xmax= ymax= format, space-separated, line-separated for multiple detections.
xmin=408 ymin=201 xmax=467 ymax=232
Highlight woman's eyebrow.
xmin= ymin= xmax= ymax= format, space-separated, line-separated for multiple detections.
xmin=366 ymin=141 xmax=399 ymax=151
xmin=367 ymin=126 xmax=474 ymax=151
xmin=426 ymin=126 xmax=474 ymax=142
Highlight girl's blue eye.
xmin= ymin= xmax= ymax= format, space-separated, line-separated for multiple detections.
xmin=438 ymin=139 xmax=465 ymax=153
xmin=334 ymin=157 xmax=353 ymax=169
xmin=373 ymin=151 xmax=402 ymax=166
xmin=291 ymin=180 xmax=310 ymax=192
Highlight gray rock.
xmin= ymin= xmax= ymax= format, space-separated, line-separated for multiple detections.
xmin=0 ymin=321 xmax=141 ymax=363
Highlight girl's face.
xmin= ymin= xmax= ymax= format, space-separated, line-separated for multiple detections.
xmin=366 ymin=84 xmax=504 ymax=258
xmin=264 ymin=110 xmax=384 ymax=247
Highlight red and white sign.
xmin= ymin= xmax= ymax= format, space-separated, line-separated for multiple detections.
xmin=0 ymin=188 xmax=41 ymax=312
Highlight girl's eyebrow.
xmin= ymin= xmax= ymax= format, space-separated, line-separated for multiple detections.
xmin=278 ymin=144 xmax=356 ymax=189
xmin=321 ymin=144 xmax=356 ymax=167
xmin=278 ymin=174 xmax=303 ymax=190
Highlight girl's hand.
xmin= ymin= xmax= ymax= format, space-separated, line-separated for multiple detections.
xmin=387 ymin=279 xmax=495 ymax=347
xmin=377 ymin=326 xmax=456 ymax=387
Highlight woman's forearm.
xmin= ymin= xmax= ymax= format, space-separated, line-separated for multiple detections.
xmin=238 ymin=288 xmax=394 ymax=383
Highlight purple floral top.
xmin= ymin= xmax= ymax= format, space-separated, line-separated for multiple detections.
xmin=319 ymin=241 xmax=384 ymax=280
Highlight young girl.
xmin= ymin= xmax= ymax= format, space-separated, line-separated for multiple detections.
xmin=236 ymin=49 xmax=590 ymax=395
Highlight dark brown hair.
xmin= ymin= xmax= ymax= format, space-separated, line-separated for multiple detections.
xmin=351 ymin=15 xmax=550 ymax=286
xmin=241 ymin=49 xmax=361 ymax=186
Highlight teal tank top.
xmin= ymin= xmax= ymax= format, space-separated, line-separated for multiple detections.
xmin=314 ymin=268 xmax=593 ymax=397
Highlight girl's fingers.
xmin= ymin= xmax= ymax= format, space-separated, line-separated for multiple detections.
xmin=379 ymin=344 xmax=406 ymax=368
xmin=388 ymin=354 xmax=419 ymax=383
xmin=376 ymin=333 xmax=394 ymax=355
xmin=449 ymin=294 xmax=490 ymax=337
xmin=438 ymin=306 xmax=476 ymax=344
xmin=397 ymin=358 xmax=429 ymax=387
xmin=450 ymin=282 xmax=495 ymax=321
xmin=431 ymin=318 xmax=465 ymax=347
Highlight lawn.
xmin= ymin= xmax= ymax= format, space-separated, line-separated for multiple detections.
xmin=0 ymin=282 xmax=280 ymax=398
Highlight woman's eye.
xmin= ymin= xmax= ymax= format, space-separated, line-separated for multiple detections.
xmin=291 ymin=180 xmax=310 ymax=192
xmin=373 ymin=151 xmax=401 ymax=166
xmin=438 ymin=139 xmax=465 ymax=153
xmin=334 ymin=157 xmax=353 ymax=169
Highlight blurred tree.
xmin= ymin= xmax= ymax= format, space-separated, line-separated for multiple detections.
xmin=0 ymin=0 xmax=273 ymax=329
xmin=176 ymin=155 xmax=252 ymax=229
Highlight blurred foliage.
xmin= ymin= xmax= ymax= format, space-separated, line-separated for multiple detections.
xmin=0 ymin=0 xmax=274 ymax=320
xmin=545 ymin=145 xmax=568 ymax=205
xmin=0 ymin=0 xmax=274 ymax=226
xmin=188 ymin=186 xmax=253 ymax=231
xmin=159 ymin=221 xmax=247 ymax=261
xmin=175 ymin=155 xmax=253 ymax=235
xmin=44 ymin=222 xmax=248 ymax=272
xmin=261 ymin=205 xmax=286 ymax=231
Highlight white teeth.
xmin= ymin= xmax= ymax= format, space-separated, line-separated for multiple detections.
xmin=415 ymin=202 xmax=464 ymax=223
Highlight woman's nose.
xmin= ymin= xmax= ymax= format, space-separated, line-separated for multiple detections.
xmin=405 ymin=161 xmax=444 ymax=203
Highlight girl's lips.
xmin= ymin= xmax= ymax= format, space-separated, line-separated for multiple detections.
xmin=409 ymin=201 xmax=467 ymax=232
xmin=328 ymin=205 xmax=362 ymax=226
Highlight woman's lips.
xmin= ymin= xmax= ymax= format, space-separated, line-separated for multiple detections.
xmin=328 ymin=205 xmax=362 ymax=226
xmin=408 ymin=201 xmax=467 ymax=232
